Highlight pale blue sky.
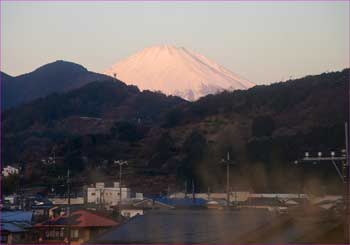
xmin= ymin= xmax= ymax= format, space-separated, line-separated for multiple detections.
xmin=1 ymin=1 xmax=349 ymax=84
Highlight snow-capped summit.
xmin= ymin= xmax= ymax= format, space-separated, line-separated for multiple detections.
xmin=104 ymin=45 xmax=255 ymax=101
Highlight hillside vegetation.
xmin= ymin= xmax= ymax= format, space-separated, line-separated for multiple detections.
xmin=2 ymin=68 xmax=348 ymax=195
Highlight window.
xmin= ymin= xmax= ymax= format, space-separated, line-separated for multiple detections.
xmin=45 ymin=229 xmax=65 ymax=240
xmin=91 ymin=192 xmax=96 ymax=196
xmin=1 ymin=234 xmax=8 ymax=243
xmin=71 ymin=229 xmax=79 ymax=240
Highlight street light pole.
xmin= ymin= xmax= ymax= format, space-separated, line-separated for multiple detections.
xmin=114 ymin=160 xmax=128 ymax=205
xmin=294 ymin=124 xmax=349 ymax=244
xmin=345 ymin=122 xmax=350 ymax=244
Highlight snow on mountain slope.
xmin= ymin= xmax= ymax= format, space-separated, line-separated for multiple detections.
xmin=104 ymin=45 xmax=255 ymax=101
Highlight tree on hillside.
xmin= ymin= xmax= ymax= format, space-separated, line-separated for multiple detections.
xmin=3 ymin=174 xmax=20 ymax=195
xmin=177 ymin=131 xmax=208 ymax=190
xmin=111 ymin=121 xmax=145 ymax=142
xmin=148 ymin=132 xmax=176 ymax=169
xmin=252 ymin=115 xmax=275 ymax=138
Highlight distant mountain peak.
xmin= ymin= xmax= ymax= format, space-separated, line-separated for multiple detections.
xmin=2 ymin=60 xmax=109 ymax=110
xmin=32 ymin=60 xmax=88 ymax=74
xmin=105 ymin=45 xmax=255 ymax=100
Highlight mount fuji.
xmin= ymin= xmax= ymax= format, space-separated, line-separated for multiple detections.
xmin=104 ymin=45 xmax=255 ymax=101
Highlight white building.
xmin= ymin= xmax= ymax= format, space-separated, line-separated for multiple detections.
xmin=49 ymin=197 xmax=85 ymax=205
xmin=87 ymin=182 xmax=131 ymax=209
xmin=2 ymin=165 xmax=19 ymax=177
xmin=120 ymin=208 xmax=144 ymax=218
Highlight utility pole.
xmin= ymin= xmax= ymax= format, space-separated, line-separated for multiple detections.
xmin=67 ymin=168 xmax=71 ymax=245
xmin=192 ymin=180 xmax=195 ymax=203
xmin=294 ymin=122 xmax=349 ymax=244
xmin=347 ymin=74 xmax=350 ymax=245
xmin=221 ymin=152 xmax=235 ymax=207
xmin=114 ymin=160 xmax=128 ymax=205
xmin=345 ymin=122 xmax=350 ymax=244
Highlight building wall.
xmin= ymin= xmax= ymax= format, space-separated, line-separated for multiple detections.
xmin=87 ymin=183 xmax=131 ymax=208
xmin=37 ymin=227 xmax=96 ymax=244
xmin=2 ymin=231 xmax=34 ymax=245
xmin=49 ymin=197 xmax=85 ymax=205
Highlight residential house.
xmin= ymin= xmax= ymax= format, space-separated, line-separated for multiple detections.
xmin=35 ymin=209 xmax=118 ymax=244
xmin=0 ymin=211 xmax=34 ymax=244
xmin=119 ymin=198 xmax=174 ymax=218
xmin=133 ymin=198 xmax=174 ymax=210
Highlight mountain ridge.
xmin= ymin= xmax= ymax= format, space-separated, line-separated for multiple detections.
xmin=2 ymin=68 xmax=348 ymax=194
xmin=1 ymin=60 xmax=110 ymax=109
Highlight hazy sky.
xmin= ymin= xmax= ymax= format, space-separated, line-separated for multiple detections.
xmin=1 ymin=1 xmax=349 ymax=84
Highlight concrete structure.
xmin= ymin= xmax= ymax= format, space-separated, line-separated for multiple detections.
xmin=120 ymin=208 xmax=144 ymax=218
xmin=249 ymin=193 xmax=308 ymax=199
xmin=170 ymin=192 xmax=250 ymax=203
xmin=87 ymin=182 xmax=131 ymax=209
xmin=2 ymin=165 xmax=19 ymax=177
xmin=49 ymin=197 xmax=85 ymax=205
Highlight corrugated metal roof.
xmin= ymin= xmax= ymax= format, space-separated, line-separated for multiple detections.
xmin=35 ymin=210 xmax=118 ymax=228
xmin=1 ymin=211 xmax=33 ymax=222
xmin=154 ymin=197 xmax=207 ymax=207
xmin=1 ymin=223 xmax=26 ymax=233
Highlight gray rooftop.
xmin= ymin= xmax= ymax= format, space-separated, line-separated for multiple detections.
xmin=91 ymin=209 xmax=275 ymax=244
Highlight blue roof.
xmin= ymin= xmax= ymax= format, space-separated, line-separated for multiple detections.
xmin=154 ymin=197 xmax=207 ymax=207
xmin=1 ymin=211 xmax=33 ymax=222
xmin=1 ymin=223 xmax=27 ymax=233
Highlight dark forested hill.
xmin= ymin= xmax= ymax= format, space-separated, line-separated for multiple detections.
xmin=2 ymin=68 xmax=348 ymax=195
xmin=1 ymin=60 xmax=110 ymax=109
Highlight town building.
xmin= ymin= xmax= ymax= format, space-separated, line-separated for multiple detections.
xmin=87 ymin=182 xmax=131 ymax=209
xmin=0 ymin=211 xmax=34 ymax=244
xmin=170 ymin=191 xmax=250 ymax=203
xmin=133 ymin=198 xmax=174 ymax=210
xmin=154 ymin=197 xmax=207 ymax=208
xmin=120 ymin=208 xmax=144 ymax=218
xmin=49 ymin=197 xmax=85 ymax=205
xmin=35 ymin=209 xmax=118 ymax=244
xmin=119 ymin=198 xmax=174 ymax=218
xmin=2 ymin=165 xmax=19 ymax=177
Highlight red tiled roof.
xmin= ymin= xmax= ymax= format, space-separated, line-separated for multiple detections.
xmin=35 ymin=210 xmax=118 ymax=228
